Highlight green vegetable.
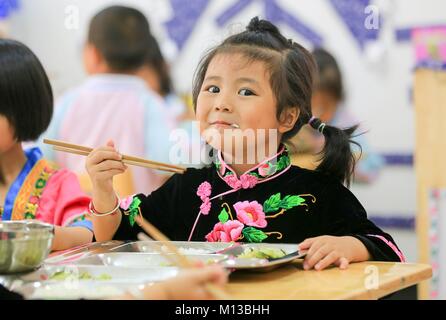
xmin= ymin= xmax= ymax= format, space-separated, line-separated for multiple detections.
xmin=49 ymin=271 xmax=112 ymax=281
xmin=238 ymin=247 xmax=287 ymax=259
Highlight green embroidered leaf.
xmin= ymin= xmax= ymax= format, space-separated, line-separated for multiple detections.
xmin=280 ymin=195 xmax=306 ymax=209
xmin=128 ymin=198 xmax=142 ymax=227
xmin=263 ymin=193 xmax=281 ymax=213
xmin=242 ymin=227 xmax=268 ymax=243
xmin=218 ymin=208 xmax=229 ymax=223
xmin=275 ymin=155 xmax=290 ymax=171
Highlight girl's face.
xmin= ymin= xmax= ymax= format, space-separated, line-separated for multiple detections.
xmin=196 ymin=53 xmax=295 ymax=161
xmin=0 ymin=115 xmax=16 ymax=153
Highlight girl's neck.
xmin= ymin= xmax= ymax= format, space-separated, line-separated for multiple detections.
xmin=0 ymin=143 xmax=27 ymax=186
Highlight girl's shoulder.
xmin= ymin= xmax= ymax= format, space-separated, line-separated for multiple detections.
xmin=285 ymin=165 xmax=358 ymax=200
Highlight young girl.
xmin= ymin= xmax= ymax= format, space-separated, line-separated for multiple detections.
xmin=86 ymin=17 xmax=405 ymax=271
xmin=0 ymin=39 xmax=93 ymax=251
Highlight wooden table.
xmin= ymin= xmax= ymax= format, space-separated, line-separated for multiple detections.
xmin=226 ymin=260 xmax=432 ymax=300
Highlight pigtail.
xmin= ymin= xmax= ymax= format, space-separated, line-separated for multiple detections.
xmin=309 ymin=118 xmax=361 ymax=187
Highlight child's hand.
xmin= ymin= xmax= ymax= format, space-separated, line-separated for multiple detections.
xmin=139 ymin=265 xmax=228 ymax=300
xmin=85 ymin=140 xmax=127 ymax=192
xmin=298 ymin=236 xmax=370 ymax=271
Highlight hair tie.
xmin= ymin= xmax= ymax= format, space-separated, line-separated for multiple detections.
xmin=308 ymin=117 xmax=326 ymax=134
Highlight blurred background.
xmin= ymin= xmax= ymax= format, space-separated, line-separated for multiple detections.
xmin=1 ymin=0 xmax=445 ymax=298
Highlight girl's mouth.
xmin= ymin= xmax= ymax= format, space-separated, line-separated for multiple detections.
xmin=210 ymin=121 xmax=240 ymax=129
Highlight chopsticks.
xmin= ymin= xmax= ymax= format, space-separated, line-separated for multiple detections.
xmin=43 ymin=139 xmax=185 ymax=174
xmin=135 ymin=215 xmax=232 ymax=300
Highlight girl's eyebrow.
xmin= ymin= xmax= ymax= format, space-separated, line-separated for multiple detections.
xmin=203 ymin=76 xmax=259 ymax=86
xmin=235 ymin=77 xmax=259 ymax=85
xmin=204 ymin=75 xmax=221 ymax=82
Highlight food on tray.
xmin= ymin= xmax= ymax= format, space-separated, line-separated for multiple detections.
xmin=160 ymin=245 xmax=209 ymax=255
xmin=48 ymin=270 xmax=112 ymax=281
xmin=237 ymin=247 xmax=287 ymax=259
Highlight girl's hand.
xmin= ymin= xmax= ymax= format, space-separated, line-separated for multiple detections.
xmin=298 ymin=236 xmax=370 ymax=271
xmin=85 ymin=140 xmax=127 ymax=193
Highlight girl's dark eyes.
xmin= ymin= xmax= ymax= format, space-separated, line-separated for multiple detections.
xmin=206 ymin=85 xmax=220 ymax=93
xmin=239 ymin=88 xmax=256 ymax=96
xmin=205 ymin=86 xmax=256 ymax=96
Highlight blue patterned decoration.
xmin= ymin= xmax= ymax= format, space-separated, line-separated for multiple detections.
xmin=329 ymin=0 xmax=381 ymax=50
xmin=164 ymin=0 xmax=210 ymax=50
xmin=216 ymin=0 xmax=323 ymax=47
xmin=0 ymin=0 xmax=19 ymax=19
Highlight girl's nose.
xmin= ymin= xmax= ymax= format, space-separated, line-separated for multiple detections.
xmin=214 ymin=99 xmax=233 ymax=112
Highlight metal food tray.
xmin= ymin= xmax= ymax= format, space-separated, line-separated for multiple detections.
xmin=19 ymin=265 xmax=179 ymax=283
xmin=14 ymin=281 xmax=139 ymax=300
xmin=44 ymin=241 xmax=305 ymax=271
xmin=130 ymin=241 xmax=235 ymax=254
xmin=73 ymin=252 xmax=228 ymax=268
xmin=7 ymin=265 xmax=179 ymax=300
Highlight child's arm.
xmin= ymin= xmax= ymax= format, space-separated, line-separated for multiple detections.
xmin=86 ymin=141 xmax=127 ymax=242
xmin=51 ymin=226 xmax=93 ymax=251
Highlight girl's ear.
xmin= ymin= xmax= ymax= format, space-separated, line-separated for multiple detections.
xmin=278 ymin=107 xmax=299 ymax=133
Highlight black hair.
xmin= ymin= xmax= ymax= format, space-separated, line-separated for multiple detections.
xmin=192 ymin=17 xmax=359 ymax=186
xmin=312 ymin=48 xmax=344 ymax=101
xmin=88 ymin=5 xmax=152 ymax=72
xmin=144 ymin=34 xmax=173 ymax=97
xmin=0 ymin=39 xmax=53 ymax=142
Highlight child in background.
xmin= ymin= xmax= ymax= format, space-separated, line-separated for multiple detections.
xmin=86 ymin=17 xmax=404 ymax=271
xmin=41 ymin=6 xmax=172 ymax=195
xmin=0 ymin=39 xmax=92 ymax=251
xmin=290 ymin=48 xmax=384 ymax=183
xmin=137 ymin=33 xmax=190 ymax=128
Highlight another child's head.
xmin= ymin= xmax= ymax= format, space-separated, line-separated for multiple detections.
xmin=311 ymin=48 xmax=344 ymax=122
xmin=84 ymin=6 xmax=151 ymax=75
xmin=0 ymin=39 xmax=53 ymax=153
xmin=192 ymin=17 xmax=358 ymax=185
xmin=138 ymin=34 xmax=173 ymax=97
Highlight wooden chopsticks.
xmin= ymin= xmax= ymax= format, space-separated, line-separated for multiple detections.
xmin=135 ymin=215 xmax=232 ymax=300
xmin=43 ymin=139 xmax=185 ymax=174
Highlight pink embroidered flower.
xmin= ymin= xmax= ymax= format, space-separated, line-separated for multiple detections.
xmin=239 ymin=174 xmax=258 ymax=189
xmin=205 ymin=220 xmax=244 ymax=242
xmin=196 ymin=181 xmax=212 ymax=200
xmin=258 ymin=163 xmax=275 ymax=177
xmin=120 ymin=196 xmax=134 ymax=211
xmin=234 ymin=201 xmax=267 ymax=228
xmin=200 ymin=198 xmax=211 ymax=215
xmin=223 ymin=175 xmax=242 ymax=189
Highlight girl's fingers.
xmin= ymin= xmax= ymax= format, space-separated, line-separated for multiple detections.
xmin=336 ymin=257 xmax=350 ymax=270
xmin=304 ymin=239 xmax=324 ymax=266
xmin=88 ymin=150 xmax=122 ymax=165
xmin=95 ymin=169 xmax=126 ymax=181
xmin=298 ymin=237 xmax=315 ymax=250
xmin=106 ymin=140 xmax=115 ymax=149
xmin=305 ymin=244 xmax=329 ymax=270
xmin=94 ymin=159 xmax=126 ymax=172
xmin=314 ymin=251 xmax=340 ymax=271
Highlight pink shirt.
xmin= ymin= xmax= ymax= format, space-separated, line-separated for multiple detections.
xmin=41 ymin=74 xmax=173 ymax=194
